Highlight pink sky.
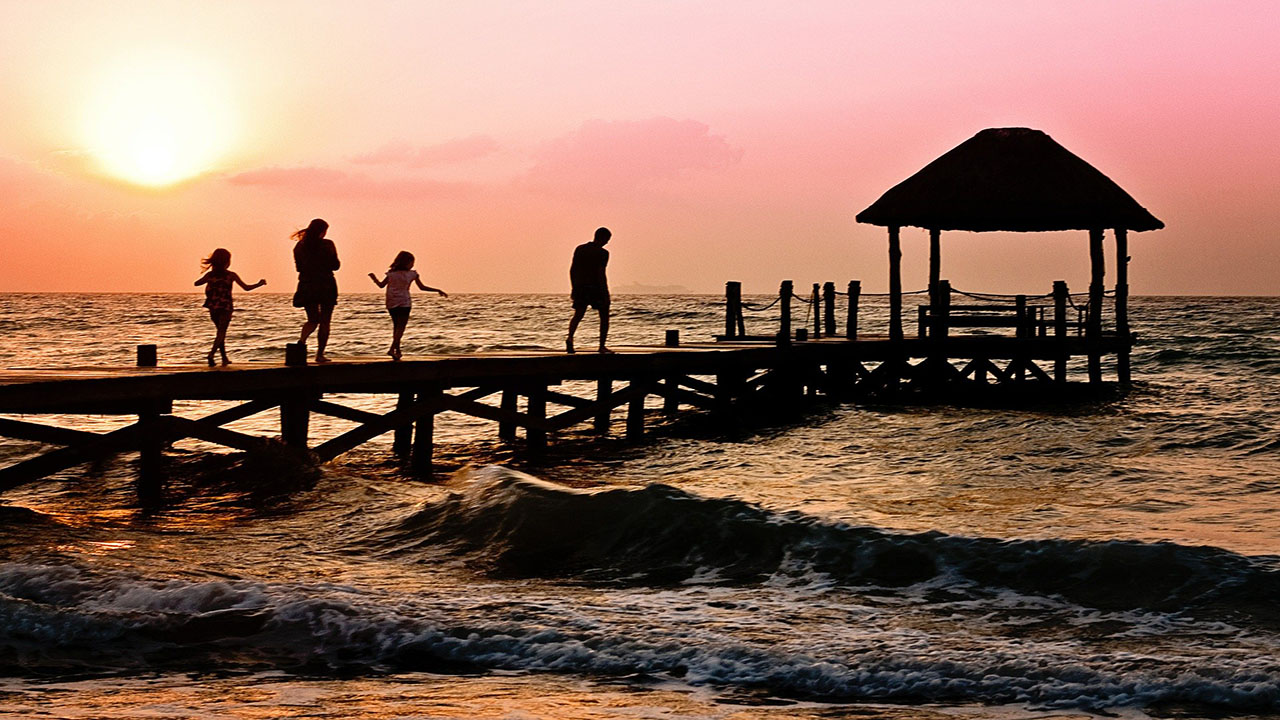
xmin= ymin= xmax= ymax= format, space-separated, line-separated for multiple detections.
xmin=0 ymin=1 xmax=1277 ymax=295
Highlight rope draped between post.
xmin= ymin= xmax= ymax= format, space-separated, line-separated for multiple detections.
xmin=950 ymin=287 xmax=1054 ymax=302
xmin=860 ymin=288 xmax=929 ymax=297
xmin=790 ymin=292 xmax=814 ymax=304
xmin=740 ymin=297 xmax=781 ymax=312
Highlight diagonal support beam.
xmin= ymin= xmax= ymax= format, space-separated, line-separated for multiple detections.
xmin=194 ymin=399 xmax=280 ymax=428
xmin=161 ymin=417 xmax=274 ymax=454
xmin=312 ymin=397 xmax=442 ymax=462
xmin=0 ymin=417 xmax=99 ymax=446
xmin=0 ymin=423 xmax=143 ymax=493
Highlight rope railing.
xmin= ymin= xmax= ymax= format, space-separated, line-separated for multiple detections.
xmin=740 ymin=297 xmax=781 ymax=312
xmin=790 ymin=292 xmax=814 ymax=305
xmin=860 ymin=288 xmax=928 ymax=297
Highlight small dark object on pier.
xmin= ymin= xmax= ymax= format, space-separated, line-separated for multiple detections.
xmin=137 ymin=345 xmax=157 ymax=367
xmin=665 ymin=330 xmax=680 ymax=347
xmin=285 ymin=343 xmax=307 ymax=367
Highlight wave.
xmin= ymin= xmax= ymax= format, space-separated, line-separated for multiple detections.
xmin=376 ymin=468 xmax=1280 ymax=619
xmin=1 ymin=561 xmax=1278 ymax=712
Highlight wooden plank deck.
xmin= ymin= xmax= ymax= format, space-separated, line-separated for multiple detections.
xmin=0 ymin=333 xmax=1128 ymax=496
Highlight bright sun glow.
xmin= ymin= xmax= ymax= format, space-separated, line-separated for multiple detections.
xmin=81 ymin=51 xmax=236 ymax=187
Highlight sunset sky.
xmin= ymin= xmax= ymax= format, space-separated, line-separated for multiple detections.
xmin=1 ymin=1 xmax=1277 ymax=295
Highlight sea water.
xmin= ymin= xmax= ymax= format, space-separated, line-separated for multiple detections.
xmin=0 ymin=292 xmax=1277 ymax=719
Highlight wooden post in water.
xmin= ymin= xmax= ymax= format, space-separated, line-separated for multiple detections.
xmin=1087 ymin=228 xmax=1105 ymax=383
xmin=526 ymin=386 xmax=547 ymax=452
xmin=846 ymin=281 xmax=860 ymax=340
xmin=823 ymin=282 xmax=836 ymax=338
xmin=1053 ymin=281 xmax=1068 ymax=383
xmin=811 ymin=283 xmax=821 ymax=339
xmin=280 ymin=397 xmax=310 ymax=448
xmin=724 ymin=282 xmax=742 ymax=339
xmin=136 ymin=411 xmax=164 ymax=503
xmin=412 ymin=385 xmax=441 ymax=474
xmin=393 ymin=390 xmax=414 ymax=453
xmin=778 ymin=280 xmax=793 ymax=346
xmin=499 ymin=389 xmax=517 ymax=441
xmin=888 ymin=227 xmax=903 ymax=343
xmin=594 ymin=379 xmax=611 ymax=433
xmin=1115 ymin=228 xmax=1131 ymax=384
xmin=627 ymin=386 xmax=646 ymax=439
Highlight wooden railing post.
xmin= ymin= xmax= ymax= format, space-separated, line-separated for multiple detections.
xmin=1115 ymin=228 xmax=1131 ymax=384
xmin=823 ymin=282 xmax=836 ymax=338
xmin=778 ymin=280 xmax=793 ymax=346
xmin=1087 ymin=228 xmax=1105 ymax=383
xmin=811 ymin=283 xmax=821 ymax=339
xmin=725 ymin=281 xmax=742 ymax=339
xmin=888 ymin=226 xmax=903 ymax=342
xmin=1053 ymin=280 xmax=1068 ymax=383
xmin=1014 ymin=294 xmax=1028 ymax=381
xmin=136 ymin=344 xmax=157 ymax=367
xmin=846 ymin=281 xmax=860 ymax=340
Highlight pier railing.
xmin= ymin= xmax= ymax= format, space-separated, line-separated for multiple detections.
xmin=722 ymin=277 xmax=1129 ymax=383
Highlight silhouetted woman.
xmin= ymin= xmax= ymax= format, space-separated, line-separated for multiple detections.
xmin=291 ymin=218 xmax=340 ymax=363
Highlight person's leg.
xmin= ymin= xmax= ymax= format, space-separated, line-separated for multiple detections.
xmin=214 ymin=313 xmax=232 ymax=364
xmin=567 ymin=305 xmax=587 ymax=353
xmin=315 ymin=304 xmax=334 ymax=362
xmin=597 ymin=305 xmax=611 ymax=353
xmin=390 ymin=310 xmax=408 ymax=358
xmin=207 ymin=312 xmax=220 ymax=366
xmin=299 ymin=305 xmax=319 ymax=344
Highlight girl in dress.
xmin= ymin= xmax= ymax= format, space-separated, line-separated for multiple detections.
xmin=195 ymin=248 xmax=266 ymax=366
xmin=368 ymin=251 xmax=447 ymax=360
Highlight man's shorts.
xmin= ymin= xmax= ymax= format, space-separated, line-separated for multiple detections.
xmin=572 ymin=288 xmax=610 ymax=312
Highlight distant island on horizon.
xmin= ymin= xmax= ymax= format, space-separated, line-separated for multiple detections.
xmin=613 ymin=282 xmax=696 ymax=295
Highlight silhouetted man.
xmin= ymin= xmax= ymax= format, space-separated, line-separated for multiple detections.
xmin=566 ymin=227 xmax=612 ymax=354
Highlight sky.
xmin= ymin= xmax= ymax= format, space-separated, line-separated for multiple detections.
xmin=0 ymin=0 xmax=1277 ymax=295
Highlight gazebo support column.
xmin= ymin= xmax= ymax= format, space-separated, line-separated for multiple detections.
xmin=1115 ymin=228 xmax=1131 ymax=384
xmin=928 ymin=228 xmax=941 ymax=293
xmin=888 ymin=226 xmax=903 ymax=342
xmin=1087 ymin=228 xmax=1105 ymax=383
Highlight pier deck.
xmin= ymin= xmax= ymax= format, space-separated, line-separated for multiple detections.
xmin=0 ymin=331 xmax=1127 ymax=499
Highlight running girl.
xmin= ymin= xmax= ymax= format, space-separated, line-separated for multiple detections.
xmin=195 ymin=248 xmax=266 ymax=366
xmin=368 ymin=251 xmax=447 ymax=360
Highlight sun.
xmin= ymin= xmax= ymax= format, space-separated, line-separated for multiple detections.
xmin=81 ymin=52 xmax=236 ymax=187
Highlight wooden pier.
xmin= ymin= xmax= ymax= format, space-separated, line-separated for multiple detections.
xmin=0 ymin=282 xmax=1129 ymax=499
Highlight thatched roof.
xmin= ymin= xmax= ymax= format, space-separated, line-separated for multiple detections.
xmin=856 ymin=128 xmax=1163 ymax=232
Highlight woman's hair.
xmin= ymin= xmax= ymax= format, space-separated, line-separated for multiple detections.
xmin=390 ymin=251 xmax=415 ymax=271
xmin=291 ymin=218 xmax=329 ymax=244
xmin=201 ymin=248 xmax=231 ymax=271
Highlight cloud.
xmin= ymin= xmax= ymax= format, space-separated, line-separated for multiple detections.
xmin=226 ymin=166 xmax=470 ymax=198
xmin=351 ymin=135 xmax=501 ymax=167
xmin=522 ymin=117 xmax=743 ymax=194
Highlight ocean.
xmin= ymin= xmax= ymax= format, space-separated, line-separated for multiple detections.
xmin=0 ymin=292 xmax=1277 ymax=719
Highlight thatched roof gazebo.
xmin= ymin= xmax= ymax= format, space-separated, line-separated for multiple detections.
xmin=855 ymin=127 xmax=1163 ymax=383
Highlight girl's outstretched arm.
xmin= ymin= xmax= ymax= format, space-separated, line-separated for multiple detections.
xmin=231 ymin=272 xmax=267 ymax=291
xmin=194 ymin=272 xmax=212 ymax=286
xmin=415 ymin=278 xmax=447 ymax=297
xmin=368 ymin=272 xmax=388 ymax=288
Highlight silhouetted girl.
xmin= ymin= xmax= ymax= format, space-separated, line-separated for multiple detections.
xmin=368 ymin=251 xmax=447 ymax=360
xmin=194 ymin=248 xmax=266 ymax=366
xmin=291 ymin=219 xmax=340 ymax=363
